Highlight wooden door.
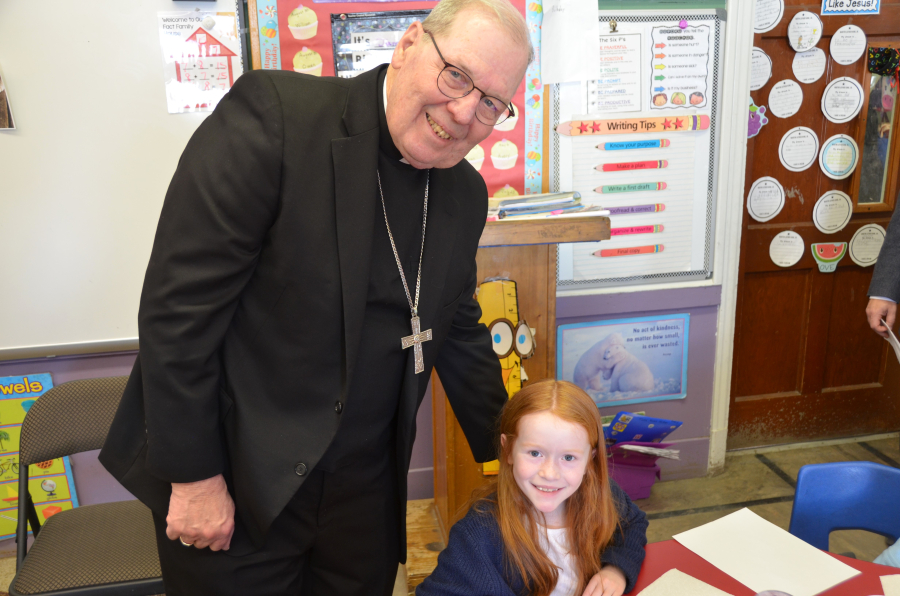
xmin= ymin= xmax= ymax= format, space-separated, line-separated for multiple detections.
xmin=729 ymin=3 xmax=900 ymax=449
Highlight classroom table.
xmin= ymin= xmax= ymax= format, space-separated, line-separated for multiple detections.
xmin=632 ymin=540 xmax=898 ymax=595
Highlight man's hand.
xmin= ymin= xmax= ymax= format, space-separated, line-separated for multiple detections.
xmin=166 ymin=473 xmax=235 ymax=551
xmin=866 ymin=298 xmax=897 ymax=338
xmin=582 ymin=565 xmax=626 ymax=596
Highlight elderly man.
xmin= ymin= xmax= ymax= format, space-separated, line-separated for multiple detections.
xmin=99 ymin=0 xmax=531 ymax=593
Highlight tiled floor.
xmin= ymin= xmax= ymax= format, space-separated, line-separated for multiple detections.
xmin=402 ymin=433 xmax=900 ymax=594
xmin=639 ymin=435 xmax=900 ymax=558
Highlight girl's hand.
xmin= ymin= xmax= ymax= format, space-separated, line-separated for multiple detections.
xmin=583 ymin=565 xmax=627 ymax=596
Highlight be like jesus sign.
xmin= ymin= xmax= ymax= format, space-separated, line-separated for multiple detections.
xmin=821 ymin=0 xmax=880 ymax=15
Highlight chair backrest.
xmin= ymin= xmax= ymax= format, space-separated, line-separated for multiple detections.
xmin=19 ymin=376 xmax=128 ymax=466
xmin=788 ymin=461 xmax=900 ymax=550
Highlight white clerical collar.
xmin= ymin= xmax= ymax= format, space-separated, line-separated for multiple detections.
xmin=383 ymin=73 xmax=410 ymax=165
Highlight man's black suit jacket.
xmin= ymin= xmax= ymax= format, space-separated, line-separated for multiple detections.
xmin=100 ymin=66 xmax=508 ymax=560
xmin=869 ymin=206 xmax=900 ymax=302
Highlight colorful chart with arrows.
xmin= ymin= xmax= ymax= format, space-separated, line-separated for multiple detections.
xmin=649 ymin=22 xmax=711 ymax=110
xmin=554 ymin=15 xmax=720 ymax=286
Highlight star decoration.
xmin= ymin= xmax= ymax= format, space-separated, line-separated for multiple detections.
xmin=591 ymin=121 xmax=602 ymax=132
xmin=578 ymin=122 xmax=590 ymax=133
xmin=663 ymin=118 xmax=673 ymax=130
xmin=675 ymin=118 xmax=684 ymax=129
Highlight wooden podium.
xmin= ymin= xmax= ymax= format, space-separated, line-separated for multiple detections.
xmin=430 ymin=217 xmax=611 ymax=540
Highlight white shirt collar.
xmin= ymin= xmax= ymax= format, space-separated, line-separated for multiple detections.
xmin=383 ymin=73 xmax=410 ymax=165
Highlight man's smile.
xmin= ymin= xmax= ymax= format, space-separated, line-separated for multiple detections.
xmin=426 ymin=113 xmax=455 ymax=140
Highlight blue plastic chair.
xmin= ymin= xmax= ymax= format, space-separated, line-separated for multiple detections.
xmin=788 ymin=461 xmax=900 ymax=551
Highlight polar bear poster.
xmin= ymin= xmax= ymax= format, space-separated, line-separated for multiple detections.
xmin=558 ymin=314 xmax=689 ymax=407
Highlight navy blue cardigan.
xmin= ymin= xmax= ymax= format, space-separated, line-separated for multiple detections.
xmin=416 ymin=480 xmax=648 ymax=595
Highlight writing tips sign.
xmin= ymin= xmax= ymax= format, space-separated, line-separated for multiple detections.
xmin=822 ymin=0 xmax=880 ymax=15
xmin=0 ymin=374 xmax=79 ymax=541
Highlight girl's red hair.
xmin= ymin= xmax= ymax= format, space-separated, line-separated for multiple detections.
xmin=473 ymin=379 xmax=620 ymax=596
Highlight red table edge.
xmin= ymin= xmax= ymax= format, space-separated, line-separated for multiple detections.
xmin=631 ymin=540 xmax=900 ymax=595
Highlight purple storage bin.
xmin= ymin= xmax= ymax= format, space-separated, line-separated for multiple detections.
xmin=606 ymin=441 xmax=673 ymax=500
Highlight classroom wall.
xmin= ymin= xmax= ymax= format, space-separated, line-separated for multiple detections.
xmin=557 ymin=285 xmax=721 ymax=480
xmin=0 ymin=355 xmax=436 ymax=503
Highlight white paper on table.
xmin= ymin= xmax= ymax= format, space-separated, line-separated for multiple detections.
xmin=637 ymin=569 xmax=734 ymax=596
xmin=881 ymin=322 xmax=900 ymax=366
xmin=882 ymin=574 xmax=900 ymax=596
xmin=673 ymin=508 xmax=860 ymax=596
xmin=541 ymin=0 xmax=602 ymax=85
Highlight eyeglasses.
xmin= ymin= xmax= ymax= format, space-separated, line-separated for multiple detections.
xmin=424 ymin=31 xmax=515 ymax=127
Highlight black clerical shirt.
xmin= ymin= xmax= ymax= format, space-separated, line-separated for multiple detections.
xmin=316 ymin=66 xmax=430 ymax=472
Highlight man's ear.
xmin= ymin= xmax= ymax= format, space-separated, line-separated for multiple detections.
xmin=391 ymin=20 xmax=424 ymax=69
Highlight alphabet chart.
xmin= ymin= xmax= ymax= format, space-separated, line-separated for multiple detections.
xmin=551 ymin=13 xmax=722 ymax=289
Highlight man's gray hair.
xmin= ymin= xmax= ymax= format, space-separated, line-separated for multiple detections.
xmin=422 ymin=0 xmax=535 ymax=65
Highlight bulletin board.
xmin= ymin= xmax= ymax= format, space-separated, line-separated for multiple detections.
xmin=245 ymin=0 xmax=546 ymax=198
xmin=551 ymin=11 xmax=724 ymax=290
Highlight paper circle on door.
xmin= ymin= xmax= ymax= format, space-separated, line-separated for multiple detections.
xmin=770 ymin=231 xmax=805 ymax=268
xmin=830 ymin=25 xmax=867 ymax=65
xmin=768 ymin=80 xmax=803 ymax=119
xmin=792 ymin=48 xmax=826 ymax=84
xmin=821 ymin=77 xmax=864 ymax=124
xmin=750 ymin=48 xmax=773 ymax=91
xmin=849 ymin=224 xmax=886 ymax=267
xmin=819 ymin=134 xmax=859 ymax=180
xmin=788 ymin=11 xmax=823 ymax=53
xmin=754 ymin=0 xmax=784 ymax=34
xmin=747 ymin=177 xmax=785 ymax=223
xmin=778 ymin=127 xmax=819 ymax=172
xmin=812 ymin=191 xmax=852 ymax=234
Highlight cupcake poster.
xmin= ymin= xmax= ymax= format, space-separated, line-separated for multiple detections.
xmin=157 ymin=12 xmax=244 ymax=114
xmin=249 ymin=1 xmax=436 ymax=78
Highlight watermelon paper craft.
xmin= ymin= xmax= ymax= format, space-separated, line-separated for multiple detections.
xmin=811 ymin=243 xmax=847 ymax=272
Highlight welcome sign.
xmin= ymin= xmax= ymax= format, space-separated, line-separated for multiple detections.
xmin=822 ymin=0 xmax=880 ymax=15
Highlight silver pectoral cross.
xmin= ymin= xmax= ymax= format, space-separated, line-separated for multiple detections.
xmin=401 ymin=315 xmax=432 ymax=374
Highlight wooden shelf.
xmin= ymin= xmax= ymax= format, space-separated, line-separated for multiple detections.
xmin=479 ymin=217 xmax=611 ymax=247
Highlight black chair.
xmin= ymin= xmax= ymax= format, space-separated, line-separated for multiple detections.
xmin=9 ymin=376 xmax=164 ymax=596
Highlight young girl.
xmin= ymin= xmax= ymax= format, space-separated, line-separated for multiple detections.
xmin=417 ymin=380 xmax=648 ymax=596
